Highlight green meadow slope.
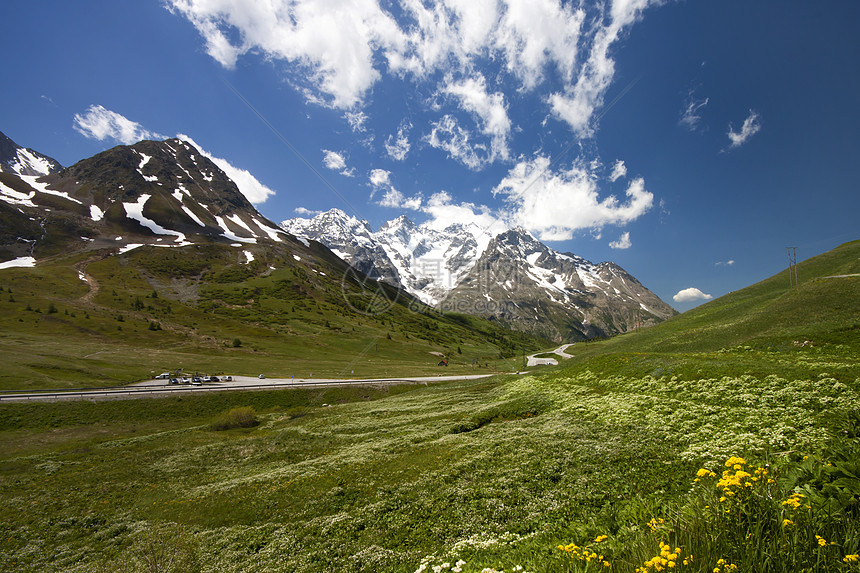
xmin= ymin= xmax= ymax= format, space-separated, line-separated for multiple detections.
xmin=0 ymin=240 xmax=857 ymax=573
xmin=0 ymin=242 xmax=546 ymax=391
xmin=556 ymin=238 xmax=859 ymax=380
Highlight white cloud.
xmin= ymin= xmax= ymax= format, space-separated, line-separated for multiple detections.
xmin=73 ymin=105 xmax=164 ymax=145
xmin=727 ymin=109 xmax=762 ymax=148
xmin=166 ymin=0 xmax=405 ymax=109
xmin=294 ymin=206 xmax=322 ymax=216
xmin=344 ymin=110 xmax=370 ymax=132
xmin=609 ymin=231 xmax=632 ymax=249
xmin=379 ymin=187 xmax=422 ymax=210
xmin=368 ymin=168 xmax=421 ymax=210
xmin=425 ymin=115 xmax=490 ymax=170
xmin=715 ymin=259 xmax=735 ymax=267
xmin=322 ymin=149 xmax=355 ymax=177
xmin=548 ymin=0 xmax=657 ymax=136
xmin=177 ymin=134 xmax=275 ymax=204
xmin=165 ymin=0 xmax=661 ymax=142
xmin=609 ymin=159 xmax=627 ymax=182
xmin=369 ymin=168 xmax=392 ymax=191
xmin=421 ymin=190 xmax=503 ymax=236
xmin=493 ymin=0 xmax=585 ymax=89
xmin=492 ymin=155 xmax=653 ymax=241
xmin=439 ymin=73 xmax=511 ymax=164
xmin=680 ymin=89 xmax=709 ymax=130
xmin=384 ymin=122 xmax=411 ymax=161
xmin=673 ymin=287 xmax=713 ymax=303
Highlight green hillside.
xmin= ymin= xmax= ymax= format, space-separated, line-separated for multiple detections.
xmin=0 ymin=241 xmax=857 ymax=573
xmin=0 ymin=241 xmax=546 ymax=391
xmin=552 ymin=239 xmax=859 ymax=380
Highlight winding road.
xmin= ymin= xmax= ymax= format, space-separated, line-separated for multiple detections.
xmin=526 ymin=343 xmax=575 ymax=367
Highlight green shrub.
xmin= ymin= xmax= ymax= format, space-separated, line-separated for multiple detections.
xmin=210 ymin=406 xmax=258 ymax=431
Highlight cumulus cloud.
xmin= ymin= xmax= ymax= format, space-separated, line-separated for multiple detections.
xmin=322 ymin=149 xmax=355 ymax=177
xmin=368 ymin=168 xmax=421 ymax=210
xmin=177 ymin=134 xmax=275 ymax=204
xmin=421 ymin=190 xmax=503 ymax=237
xmin=492 ymin=155 xmax=653 ymax=241
xmin=439 ymin=73 xmax=511 ymax=163
xmin=609 ymin=231 xmax=632 ymax=249
xmin=165 ymin=0 xmax=659 ymax=143
xmin=166 ymin=0 xmax=405 ymax=109
xmin=73 ymin=105 xmax=164 ymax=145
xmin=494 ymin=0 xmax=585 ymax=88
xmin=609 ymin=159 xmax=627 ymax=182
xmin=294 ymin=206 xmax=322 ymax=216
xmin=384 ymin=123 xmax=411 ymax=161
xmin=673 ymin=287 xmax=713 ymax=303
xmin=727 ymin=109 xmax=762 ymax=148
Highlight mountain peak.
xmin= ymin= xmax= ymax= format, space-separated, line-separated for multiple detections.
xmin=1 ymin=135 xmax=286 ymax=260
xmin=379 ymin=214 xmax=416 ymax=232
xmin=0 ymin=130 xmax=63 ymax=177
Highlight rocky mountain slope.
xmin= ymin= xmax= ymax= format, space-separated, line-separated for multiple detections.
xmin=441 ymin=228 xmax=677 ymax=341
xmin=0 ymin=130 xmax=63 ymax=177
xmin=282 ymin=209 xmax=491 ymax=305
xmin=0 ymin=134 xmax=287 ymax=262
xmin=282 ymin=210 xmax=676 ymax=342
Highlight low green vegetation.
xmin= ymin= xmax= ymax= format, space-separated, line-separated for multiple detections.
xmin=0 ymin=244 xmax=545 ymax=391
xmin=210 ymin=406 xmax=258 ymax=430
xmin=0 ymin=240 xmax=856 ymax=572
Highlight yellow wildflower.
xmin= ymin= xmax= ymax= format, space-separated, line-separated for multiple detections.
xmin=844 ymin=555 xmax=859 ymax=563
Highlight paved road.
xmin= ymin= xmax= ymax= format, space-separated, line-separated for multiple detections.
xmin=526 ymin=343 xmax=575 ymax=367
xmin=0 ymin=374 xmax=495 ymax=403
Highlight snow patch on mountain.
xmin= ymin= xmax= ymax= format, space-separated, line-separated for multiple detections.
xmin=90 ymin=205 xmax=104 ymax=222
xmin=20 ymin=175 xmax=82 ymax=204
xmin=0 ymin=256 xmax=36 ymax=269
xmin=215 ymin=215 xmax=256 ymax=244
xmin=0 ymin=180 xmax=36 ymax=207
xmin=123 ymin=194 xmax=186 ymax=242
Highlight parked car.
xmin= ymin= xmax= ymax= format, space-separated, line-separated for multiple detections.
xmin=191 ymin=380 xmax=201 ymax=386
xmin=181 ymin=377 xmax=191 ymax=384
xmin=156 ymin=372 xmax=171 ymax=379
xmin=207 ymin=376 xmax=220 ymax=382
xmin=168 ymin=378 xmax=179 ymax=385
xmin=258 ymin=374 xmax=266 ymax=379
xmin=222 ymin=375 xmax=233 ymax=382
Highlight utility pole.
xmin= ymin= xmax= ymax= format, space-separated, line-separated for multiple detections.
xmin=786 ymin=247 xmax=798 ymax=288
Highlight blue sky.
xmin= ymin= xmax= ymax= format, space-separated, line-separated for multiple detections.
xmin=1 ymin=1 xmax=857 ymax=311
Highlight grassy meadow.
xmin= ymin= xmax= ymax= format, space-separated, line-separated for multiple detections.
xmin=0 ymin=243 xmax=544 ymax=391
xmin=0 ymin=240 xmax=857 ymax=572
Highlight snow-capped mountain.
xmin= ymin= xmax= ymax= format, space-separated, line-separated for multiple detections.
xmin=282 ymin=209 xmax=492 ymax=305
xmin=441 ymin=228 xmax=677 ymax=342
xmin=0 ymin=135 xmax=290 ymax=262
xmin=281 ymin=209 xmax=401 ymax=284
xmin=0 ymin=131 xmax=63 ymax=177
xmin=281 ymin=210 xmax=676 ymax=342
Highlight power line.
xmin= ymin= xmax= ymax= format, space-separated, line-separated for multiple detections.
xmin=786 ymin=246 xmax=798 ymax=288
